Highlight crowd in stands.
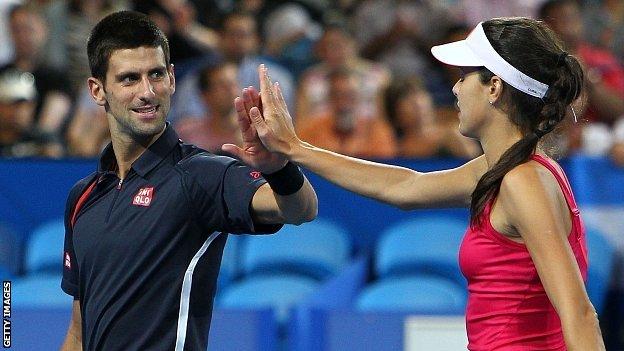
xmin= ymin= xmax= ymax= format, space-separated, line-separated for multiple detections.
xmin=1 ymin=0 xmax=623 ymax=165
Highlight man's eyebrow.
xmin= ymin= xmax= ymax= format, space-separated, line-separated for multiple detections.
xmin=148 ymin=66 xmax=167 ymax=72
xmin=115 ymin=71 xmax=139 ymax=80
xmin=115 ymin=66 xmax=167 ymax=79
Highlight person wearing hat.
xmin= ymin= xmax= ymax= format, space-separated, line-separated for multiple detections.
xmin=0 ymin=67 xmax=52 ymax=157
xmin=233 ymin=17 xmax=605 ymax=350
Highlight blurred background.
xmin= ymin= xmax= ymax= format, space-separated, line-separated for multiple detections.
xmin=0 ymin=0 xmax=623 ymax=350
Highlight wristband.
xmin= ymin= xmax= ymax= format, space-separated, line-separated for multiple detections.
xmin=261 ymin=162 xmax=305 ymax=196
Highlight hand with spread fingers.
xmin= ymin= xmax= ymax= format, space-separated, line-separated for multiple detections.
xmin=239 ymin=64 xmax=301 ymax=158
xmin=221 ymin=76 xmax=288 ymax=174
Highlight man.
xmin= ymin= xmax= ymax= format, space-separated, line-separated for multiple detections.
xmin=539 ymin=0 xmax=624 ymax=125
xmin=175 ymin=61 xmax=242 ymax=153
xmin=170 ymin=10 xmax=295 ymax=123
xmin=296 ymin=22 xmax=390 ymax=127
xmin=296 ymin=67 xmax=397 ymax=159
xmin=4 ymin=4 xmax=73 ymax=157
xmin=0 ymin=67 xmax=46 ymax=157
xmin=60 ymin=11 xmax=317 ymax=351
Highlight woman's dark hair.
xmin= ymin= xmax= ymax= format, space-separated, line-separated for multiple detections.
xmin=470 ymin=17 xmax=584 ymax=225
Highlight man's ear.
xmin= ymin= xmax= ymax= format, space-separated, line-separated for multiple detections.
xmin=168 ymin=64 xmax=176 ymax=95
xmin=88 ymin=77 xmax=107 ymax=106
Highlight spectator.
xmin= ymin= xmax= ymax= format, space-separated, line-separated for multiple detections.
xmin=263 ymin=3 xmax=320 ymax=79
xmin=219 ymin=10 xmax=295 ymax=107
xmin=133 ymin=0 xmax=219 ymax=65
xmin=352 ymin=0 xmax=451 ymax=78
xmin=610 ymin=117 xmax=624 ymax=166
xmin=384 ymin=78 xmax=480 ymax=158
xmin=0 ymin=67 xmax=59 ymax=157
xmin=296 ymin=21 xmax=390 ymax=124
xmin=428 ymin=24 xmax=471 ymax=111
xmin=539 ymin=0 xmax=624 ymax=126
xmin=297 ymin=67 xmax=396 ymax=158
xmin=65 ymin=90 xmax=109 ymax=157
xmin=3 ymin=4 xmax=73 ymax=154
xmin=176 ymin=62 xmax=242 ymax=153
xmin=28 ymin=0 xmax=70 ymax=71
xmin=456 ymin=0 xmax=547 ymax=26
xmin=583 ymin=0 xmax=624 ymax=65
xmin=170 ymin=10 xmax=294 ymax=122
xmin=0 ymin=0 xmax=21 ymax=67
xmin=66 ymin=0 xmax=126 ymax=93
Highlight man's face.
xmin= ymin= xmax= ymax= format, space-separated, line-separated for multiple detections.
xmin=330 ymin=74 xmax=358 ymax=114
xmin=317 ymin=29 xmax=355 ymax=68
xmin=0 ymin=100 xmax=35 ymax=132
xmin=89 ymin=46 xmax=175 ymax=140
xmin=202 ymin=64 xmax=239 ymax=118
xmin=221 ymin=16 xmax=258 ymax=62
xmin=10 ymin=9 xmax=47 ymax=59
xmin=544 ymin=3 xmax=584 ymax=49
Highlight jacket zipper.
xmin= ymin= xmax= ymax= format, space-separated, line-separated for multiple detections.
xmin=106 ymin=178 xmax=123 ymax=223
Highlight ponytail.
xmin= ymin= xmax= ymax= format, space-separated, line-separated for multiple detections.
xmin=469 ymin=18 xmax=584 ymax=225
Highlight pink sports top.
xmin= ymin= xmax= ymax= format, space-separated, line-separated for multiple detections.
xmin=459 ymin=154 xmax=588 ymax=350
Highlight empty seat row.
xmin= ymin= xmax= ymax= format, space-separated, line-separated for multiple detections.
xmin=3 ymin=215 xmax=616 ymax=318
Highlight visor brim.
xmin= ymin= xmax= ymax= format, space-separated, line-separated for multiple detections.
xmin=431 ymin=40 xmax=484 ymax=67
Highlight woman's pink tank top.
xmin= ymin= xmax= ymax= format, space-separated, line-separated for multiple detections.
xmin=459 ymin=154 xmax=588 ymax=350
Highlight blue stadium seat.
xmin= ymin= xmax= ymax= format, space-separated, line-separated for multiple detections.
xmin=585 ymin=227 xmax=616 ymax=314
xmin=25 ymin=218 xmax=65 ymax=275
xmin=0 ymin=222 xmax=22 ymax=276
xmin=11 ymin=274 xmax=71 ymax=308
xmin=376 ymin=215 xmax=467 ymax=287
xmin=0 ymin=264 xmax=12 ymax=281
xmin=217 ymin=274 xmax=319 ymax=326
xmin=355 ymin=275 xmax=467 ymax=314
xmin=241 ymin=219 xmax=351 ymax=280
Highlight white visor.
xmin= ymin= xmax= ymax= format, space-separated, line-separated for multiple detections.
xmin=431 ymin=22 xmax=549 ymax=99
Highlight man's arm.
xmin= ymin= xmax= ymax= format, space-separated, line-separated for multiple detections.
xmin=251 ymin=177 xmax=317 ymax=225
xmin=222 ymin=70 xmax=318 ymax=226
xmin=60 ymin=300 xmax=82 ymax=351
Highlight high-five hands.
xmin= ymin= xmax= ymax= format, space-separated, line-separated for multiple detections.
xmin=222 ymin=64 xmax=300 ymax=172
xmin=221 ymin=65 xmax=288 ymax=173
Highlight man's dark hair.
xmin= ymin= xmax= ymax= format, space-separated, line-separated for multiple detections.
xmin=198 ymin=61 xmax=230 ymax=93
xmin=87 ymin=11 xmax=170 ymax=82
xmin=327 ymin=66 xmax=357 ymax=84
xmin=537 ymin=0 xmax=579 ymax=21
xmin=8 ymin=4 xmax=32 ymax=21
xmin=383 ymin=77 xmax=426 ymax=138
xmin=218 ymin=10 xmax=256 ymax=32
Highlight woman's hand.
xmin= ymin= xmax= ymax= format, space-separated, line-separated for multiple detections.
xmin=245 ymin=64 xmax=302 ymax=157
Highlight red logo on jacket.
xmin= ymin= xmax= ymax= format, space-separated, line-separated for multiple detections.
xmin=133 ymin=187 xmax=154 ymax=207
xmin=249 ymin=171 xmax=261 ymax=179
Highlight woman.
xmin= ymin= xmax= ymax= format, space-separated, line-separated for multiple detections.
xmin=224 ymin=17 xmax=605 ymax=350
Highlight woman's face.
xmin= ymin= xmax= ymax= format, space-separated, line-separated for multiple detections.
xmin=452 ymin=67 xmax=491 ymax=139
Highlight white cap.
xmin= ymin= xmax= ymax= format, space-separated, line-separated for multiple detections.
xmin=0 ymin=69 xmax=37 ymax=103
xmin=431 ymin=22 xmax=549 ymax=99
xmin=265 ymin=4 xmax=321 ymax=43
